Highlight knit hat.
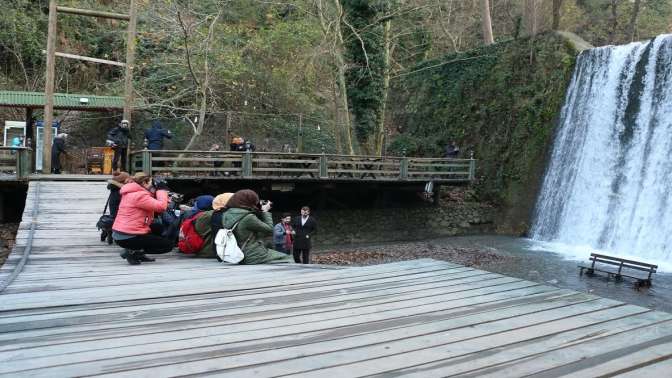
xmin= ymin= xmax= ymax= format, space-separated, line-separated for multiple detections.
xmin=212 ymin=193 xmax=234 ymax=210
xmin=226 ymin=189 xmax=259 ymax=210
xmin=131 ymin=172 xmax=150 ymax=185
xmin=112 ymin=171 xmax=130 ymax=184
xmin=193 ymin=195 xmax=214 ymax=211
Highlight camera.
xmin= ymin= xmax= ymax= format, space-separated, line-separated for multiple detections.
xmin=260 ymin=200 xmax=270 ymax=206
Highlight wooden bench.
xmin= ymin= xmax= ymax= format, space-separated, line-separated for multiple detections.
xmin=579 ymin=253 xmax=657 ymax=288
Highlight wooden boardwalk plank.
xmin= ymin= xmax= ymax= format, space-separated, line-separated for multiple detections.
xmin=1 ymin=181 xmax=671 ymax=377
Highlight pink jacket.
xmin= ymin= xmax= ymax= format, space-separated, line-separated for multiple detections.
xmin=112 ymin=182 xmax=169 ymax=235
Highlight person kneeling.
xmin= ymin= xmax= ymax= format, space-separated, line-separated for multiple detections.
xmin=222 ymin=189 xmax=292 ymax=264
xmin=112 ymin=173 xmax=173 ymax=265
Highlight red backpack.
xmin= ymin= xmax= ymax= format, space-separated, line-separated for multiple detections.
xmin=178 ymin=212 xmax=206 ymax=254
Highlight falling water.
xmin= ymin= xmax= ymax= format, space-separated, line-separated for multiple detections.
xmin=531 ymin=35 xmax=672 ymax=267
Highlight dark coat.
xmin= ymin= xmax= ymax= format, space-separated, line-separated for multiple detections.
xmin=292 ymin=215 xmax=317 ymax=250
xmin=52 ymin=137 xmax=66 ymax=154
xmin=107 ymin=126 xmax=129 ymax=148
xmin=107 ymin=181 xmax=123 ymax=219
xmin=144 ymin=121 xmax=172 ymax=150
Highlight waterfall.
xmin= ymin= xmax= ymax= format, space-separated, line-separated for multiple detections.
xmin=531 ymin=35 xmax=672 ymax=267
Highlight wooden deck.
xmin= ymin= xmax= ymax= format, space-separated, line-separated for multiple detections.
xmin=0 ymin=181 xmax=671 ymax=377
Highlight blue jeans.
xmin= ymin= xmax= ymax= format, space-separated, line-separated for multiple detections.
xmin=275 ymin=244 xmax=290 ymax=254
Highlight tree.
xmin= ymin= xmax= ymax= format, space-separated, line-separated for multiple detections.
xmin=627 ymin=0 xmax=642 ymax=42
xmin=315 ymin=0 xmax=355 ymax=155
xmin=481 ymin=0 xmax=494 ymax=45
xmin=552 ymin=0 xmax=564 ymax=30
xmin=340 ymin=0 xmax=389 ymax=154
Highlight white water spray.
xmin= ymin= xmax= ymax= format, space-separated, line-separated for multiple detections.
xmin=531 ymin=35 xmax=672 ymax=267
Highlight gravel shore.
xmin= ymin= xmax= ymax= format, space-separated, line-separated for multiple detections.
xmin=313 ymin=240 xmax=519 ymax=270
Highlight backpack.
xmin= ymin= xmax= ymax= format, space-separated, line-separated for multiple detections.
xmin=96 ymin=193 xmax=114 ymax=231
xmin=215 ymin=215 xmax=252 ymax=264
xmin=177 ymin=212 xmax=206 ymax=254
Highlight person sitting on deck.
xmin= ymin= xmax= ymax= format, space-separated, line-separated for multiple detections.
xmin=182 ymin=195 xmax=214 ymax=220
xmin=189 ymin=192 xmax=235 ymax=258
xmin=112 ymin=172 xmax=173 ymax=265
xmin=220 ymin=189 xmax=293 ymax=264
xmin=100 ymin=171 xmax=130 ymax=244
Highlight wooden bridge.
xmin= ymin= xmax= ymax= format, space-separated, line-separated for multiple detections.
xmin=0 ymin=180 xmax=671 ymax=376
xmin=0 ymin=147 xmax=476 ymax=184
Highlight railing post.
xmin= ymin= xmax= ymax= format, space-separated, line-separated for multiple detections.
xmin=468 ymin=151 xmax=476 ymax=181
xmin=142 ymin=149 xmax=152 ymax=175
xmin=242 ymin=150 xmax=253 ymax=178
xmin=319 ymin=145 xmax=328 ymax=179
xmin=400 ymin=149 xmax=409 ymax=180
xmin=16 ymin=148 xmax=31 ymax=180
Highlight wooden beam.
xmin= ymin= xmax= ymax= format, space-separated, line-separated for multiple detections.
xmin=56 ymin=6 xmax=130 ymax=21
xmin=50 ymin=51 xmax=126 ymax=67
xmin=123 ymin=0 xmax=138 ymax=171
xmin=42 ymin=0 xmax=57 ymax=174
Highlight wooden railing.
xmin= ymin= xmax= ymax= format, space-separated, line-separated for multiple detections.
xmin=130 ymin=150 xmax=476 ymax=182
xmin=0 ymin=147 xmax=32 ymax=180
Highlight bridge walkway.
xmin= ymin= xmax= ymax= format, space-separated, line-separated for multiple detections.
xmin=0 ymin=181 xmax=670 ymax=376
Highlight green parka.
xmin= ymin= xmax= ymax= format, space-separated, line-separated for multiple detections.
xmin=193 ymin=210 xmax=216 ymax=258
xmin=222 ymin=208 xmax=292 ymax=264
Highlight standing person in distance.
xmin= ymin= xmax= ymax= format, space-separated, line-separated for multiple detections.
xmin=107 ymin=120 xmax=130 ymax=172
xmin=144 ymin=120 xmax=172 ymax=151
xmin=273 ymin=213 xmax=294 ymax=254
xmin=51 ymin=133 xmax=67 ymax=174
xmin=292 ymin=206 xmax=317 ymax=264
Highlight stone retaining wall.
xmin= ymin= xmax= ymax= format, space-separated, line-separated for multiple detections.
xmin=311 ymin=202 xmax=497 ymax=247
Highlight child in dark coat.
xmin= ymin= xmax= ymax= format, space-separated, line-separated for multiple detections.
xmin=101 ymin=171 xmax=130 ymax=244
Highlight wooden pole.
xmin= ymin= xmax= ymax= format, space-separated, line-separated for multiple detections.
xmin=56 ymin=6 xmax=130 ymax=21
xmin=123 ymin=0 xmax=138 ymax=171
xmin=226 ymin=111 xmax=232 ymax=144
xmin=49 ymin=51 xmax=126 ymax=67
xmin=42 ymin=0 xmax=58 ymax=173
xmin=297 ymin=113 xmax=303 ymax=153
xmin=25 ymin=107 xmax=35 ymax=172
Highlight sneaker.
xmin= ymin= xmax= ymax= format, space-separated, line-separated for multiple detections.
xmin=137 ymin=254 xmax=155 ymax=262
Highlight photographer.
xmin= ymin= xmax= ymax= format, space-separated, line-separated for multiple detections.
xmin=112 ymin=173 xmax=173 ymax=265
xmin=221 ymin=189 xmax=292 ymax=264
xmin=107 ymin=120 xmax=130 ymax=171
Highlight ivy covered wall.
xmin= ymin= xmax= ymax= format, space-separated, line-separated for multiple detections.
xmin=389 ymin=32 xmax=586 ymax=233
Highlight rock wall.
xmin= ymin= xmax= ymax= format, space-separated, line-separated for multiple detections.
xmin=311 ymin=201 xmax=497 ymax=248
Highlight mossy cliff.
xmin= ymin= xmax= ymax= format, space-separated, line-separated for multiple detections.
xmin=390 ymin=32 xmax=590 ymax=234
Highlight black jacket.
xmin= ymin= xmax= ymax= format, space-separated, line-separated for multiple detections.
xmin=144 ymin=122 xmax=172 ymax=150
xmin=107 ymin=126 xmax=130 ymax=148
xmin=52 ymin=137 xmax=66 ymax=155
xmin=107 ymin=181 xmax=123 ymax=218
xmin=292 ymin=216 xmax=317 ymax=250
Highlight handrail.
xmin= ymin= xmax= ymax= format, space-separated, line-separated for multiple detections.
xmin=128 ymin=149 xmax=476 ymax=182
xmin=0 ymin=147 xmax=32 ymax=180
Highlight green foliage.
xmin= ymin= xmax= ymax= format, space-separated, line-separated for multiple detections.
xmin=390 ymin=33 xmax=578 ymax=209
xmin=341 ymin=0 xmax=390 ymax=152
